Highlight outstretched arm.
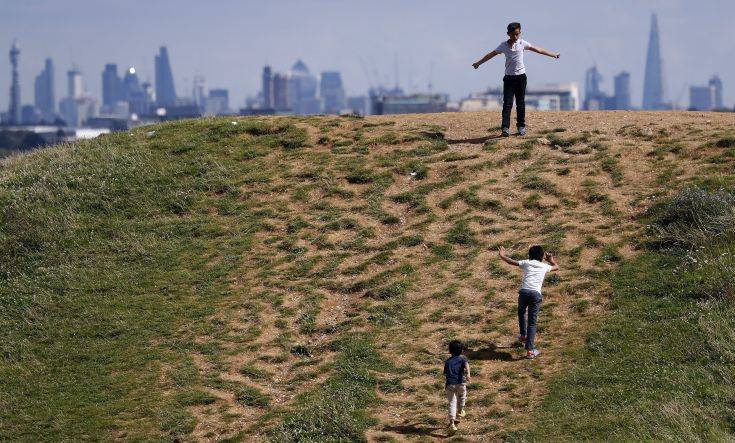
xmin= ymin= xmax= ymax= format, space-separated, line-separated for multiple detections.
xmin=473 ymin=50 xmax=500 ymax=69
xmin=498 ymin=246 xmax=520 ymax=267
xmin=528 ymin=45 xmax=560 ymax=59
xmin=545 ymin=252 xmax=560 ymax=271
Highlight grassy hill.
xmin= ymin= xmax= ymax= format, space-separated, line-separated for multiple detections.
xmin=1 ymin=111 xmax=734 ymax=441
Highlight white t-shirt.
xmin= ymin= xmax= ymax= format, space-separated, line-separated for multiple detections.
xmin=495 ymin=39 xmax=532 ymax=76
xmin=518 ymin=259 xmax=553 ymax=293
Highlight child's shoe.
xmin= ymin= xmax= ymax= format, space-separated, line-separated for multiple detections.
xmin=517 ymin=335 xmax=526 ymax=344
xmin=458 ymin=409 xmax=466 ymax=418
xmin=517 ymin=126 xmax=526 ymax=136
xmin=527 ymin=349 xmax=540 ymax=359
xmin=449 ymin=422 xmax=458 ymax=434
xmin=501 ymin=128 xmax=511 ymax=137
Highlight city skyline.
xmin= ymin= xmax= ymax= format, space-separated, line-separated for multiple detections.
xmin=1 ymin=0 xmax=734 ymax=112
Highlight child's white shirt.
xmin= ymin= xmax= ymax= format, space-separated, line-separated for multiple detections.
xmin=494 ymin=39 xmax=532 ymax=76
xmin=518 ymin=259 xmax=553 ymax=293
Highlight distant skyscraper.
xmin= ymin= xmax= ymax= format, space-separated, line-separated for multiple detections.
xmin=709 ymin=75 xmax=723 ymax=109
xmin=273 ymin=73 xmax=289 ymax=111
xmin=60 ymin=68 xmax=97 ymax=127
xmin=8 ymin=40 xmax=21 ymax=125
xmin=67 ymin=68 xmax=83 ymax=99
xmin=192 ymin=76 xmax=207 ymax=109
xmin=102 ymin=64 xmax=123 ymax=107
xmin=262 ymin=66 xmax=274 ymax=109
xmin=288 ymin=60 xmax=321 ymax=114
xmin=122 ymin=67 xmax=151 ymax=115
xmin=689 ymin=86 xmax=714 ymax=111
xmin=614 ymin=71 xmax=631 ymax=110
xmin=204 ymin=88 xmax=229 ymax=116
xmin=346 ymin=96 xmax=368 ymax=115
xmin=155 ymin=46 xmax=177 ymax=107
xmin=34 ymin=58 xmax=55 ymax=121
xmin=21 ymin=104 xmax=41 ymax=125
xmin=583 ymin=65 xmax=606 ymax=110
xmin=642 ymin=13 xmax=668 ymax=110
xmin=320 ymin=71 xmax=346 ymax=114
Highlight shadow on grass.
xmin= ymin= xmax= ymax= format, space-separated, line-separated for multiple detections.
xmin=447 ymin=135 xmax=503 ymax=145
xmin=381 ymin=423 xmax=447 ymax=438
xmin=465 ymin=343 xmax=518 ymax=361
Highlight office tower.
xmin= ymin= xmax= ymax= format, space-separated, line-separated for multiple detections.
xmin=192 ymin=76 xmax=207 ymax=109
xmin=614 ymin=71 xmax=631 ymax=110
xmin=122 ymin=67 xmax=141 ymax=99
xmin=288 ymin=60 xmax=320 ymax=114
xmin=122 ymin=67 xmax=151 ymax=116
xmin=583 ymin=65 xmax=605 ymax=110
xmin=273 ymin=73 xmax=289 ymax=111
xmin=34 ymin=58 xmax=55 ymax=122
xmin=709 ymin=75 xmax=723 ymax=109
xmin=155 ymin=46 xmax=177 ymax=107
xmin=8 ymin=40 xmax=21 ymax=124
xmin=102 ymin=64 xmax=123 ymax=106
xmin=142 ymin=81 xmax=154 ymax=103
xmin=67 ymin=68 xmax=83 ymax=99
xmin=21 ymin=104 xmax=41 ymax=125
xmin=346 ymin=96 xmax=367 ymax=115
xmin=689 ymin=86 xmax=714 ymax=111
xmin=60 ymin=68 xmax=97 ymax=127
xmin=204 ymin=89 xmax=229 ymax=116
xmin=642 ymin=13 xmax=667 ymax=110
xmin=320 ymin=71 xmax=346 ymax=114
xmin=262 ymin=66 xmax=274 ymax=109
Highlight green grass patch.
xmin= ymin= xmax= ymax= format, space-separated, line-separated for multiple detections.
xmin=445 ymin=220 xmax=477 ymax=246
xmin=270 ymin=336 xmax=388 ymax=441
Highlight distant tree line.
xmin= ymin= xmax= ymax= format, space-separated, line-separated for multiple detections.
xmin=0 ymin=130 xmax=51 ymax=157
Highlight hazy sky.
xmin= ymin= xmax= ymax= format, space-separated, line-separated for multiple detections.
xmin=1 ymin=0 xmax=734 ymax=110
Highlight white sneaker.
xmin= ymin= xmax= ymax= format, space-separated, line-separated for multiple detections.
xmin=449 ymin=422 xmax=458 ymax=434
xmin=527 ymin=349 xmax=540 ymax=359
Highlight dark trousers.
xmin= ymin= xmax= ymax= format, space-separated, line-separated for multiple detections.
xmin=518 ymin=288 xmax=542 ymax=350
xmin=502 ymin=73 xmax=527 ymax=130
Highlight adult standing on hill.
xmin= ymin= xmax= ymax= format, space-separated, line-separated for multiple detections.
xmin=472 ymin=22 xmax=561 ymax=138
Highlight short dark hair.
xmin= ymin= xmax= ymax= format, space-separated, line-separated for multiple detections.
xmin=448 ymin=340 xmax=464 ymax=357
xmin=529 ymin=245 xmax=545 ymax=261
xmin=507 ymin=22 xmax=522 ymax=34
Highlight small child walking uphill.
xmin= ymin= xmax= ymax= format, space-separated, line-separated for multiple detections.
xmin=472 ymin=22 xmax=560 ymax=137
xmin=443 ymin=340 xmax=470 ymax=434
xmin=498 ymin=245 xmax=559 ymax=359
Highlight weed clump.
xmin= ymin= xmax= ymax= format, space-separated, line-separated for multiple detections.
xmin=715 ymin=137 xmax=735 ymax=148
xmin=647 ymin=186 xmax=735 ymax=249
xmin=446 ymin=220 xmax=477 ymax=245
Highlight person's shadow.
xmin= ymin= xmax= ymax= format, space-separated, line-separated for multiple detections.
xmin=446 ymin=135 xmax=503 ymax=145
xmin=465 ymin=342 xmax=518 ymax=361
xmin=381 ymin=423 xmax=447 ymax=438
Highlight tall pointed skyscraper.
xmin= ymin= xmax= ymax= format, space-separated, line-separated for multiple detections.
xmin=642 ymin=13 xmax=667 ymax=110
xmin=8 ymin=40 xmax=21 ymax=125
xmin=155 ymin=46 xmax=177 ymax=107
